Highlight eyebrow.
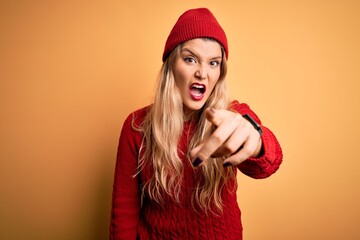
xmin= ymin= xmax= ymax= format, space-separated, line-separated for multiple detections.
xmin=181 ymin=48 xmax=222 ymax=60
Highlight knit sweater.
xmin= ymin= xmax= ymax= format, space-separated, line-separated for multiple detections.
xmin=110 ymin=101 xmax=283 ymax=240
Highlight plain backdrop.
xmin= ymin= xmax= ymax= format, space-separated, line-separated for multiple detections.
xmin=1 ymin=0 xmax=359 ymax=239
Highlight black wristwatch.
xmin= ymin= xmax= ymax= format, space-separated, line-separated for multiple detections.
xmin=242 ymin=114 xmax=263 ymax=137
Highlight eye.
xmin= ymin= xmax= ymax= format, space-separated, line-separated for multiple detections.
xmin=184 ymin=57 xmax=196 ymax=64
xmin=210 ymin=60 xmax=220 ymax=67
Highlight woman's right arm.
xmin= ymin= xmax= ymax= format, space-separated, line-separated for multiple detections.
xmin=110 ymin=113 xmax=142 ymax=240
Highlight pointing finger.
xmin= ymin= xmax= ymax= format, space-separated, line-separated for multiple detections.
xmin=193 ymin=113 xmax=241 ymax=164
xmin=205 ymin=108 xmax=224 ymax=127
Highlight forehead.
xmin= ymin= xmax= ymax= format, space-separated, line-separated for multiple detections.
xmin=181 ymin=38 xmax=222 ymax=58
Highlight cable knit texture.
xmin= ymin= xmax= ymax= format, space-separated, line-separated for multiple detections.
xmin=162 ymin=8 xmax=228 ymax=61
xmin=110 ymin=100 xmax=283 ymax=239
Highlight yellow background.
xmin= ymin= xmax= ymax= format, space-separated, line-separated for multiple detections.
xmin=1 ymin=0 xmax=359 ymax=239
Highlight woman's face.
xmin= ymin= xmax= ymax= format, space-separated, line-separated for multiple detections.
xmin=173 ymin=38 xmax=222 ymax=115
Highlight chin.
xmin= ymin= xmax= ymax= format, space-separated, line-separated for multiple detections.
xmin=184 ymin=101 xmax=206 ymax=112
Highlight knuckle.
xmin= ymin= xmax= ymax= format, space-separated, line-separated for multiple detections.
xmin=242 ymin=146 xmax=253 ymax=157
xmin=234 ymin=113 xmax=242 ymax=121
xmin=243 ymin=119 xmax=251 ymax=128
xmin=224 ymin=144 xmax=238 ymax=154
xmin=232 ymin=113 xmax=242 ymax=124
xmin=212 ymin=133 xmax=224 ymax=144
xmin=244 ymin=121 xmax=253 ymax=132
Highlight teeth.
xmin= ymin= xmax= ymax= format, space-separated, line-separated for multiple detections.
xmin=190 ymin=83 xmax=205 ymax=98
xmin=192 ymin=84 xmax=204 ymax=89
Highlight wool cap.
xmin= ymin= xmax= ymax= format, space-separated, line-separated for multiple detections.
xmin=162 ymin=8 xmax=228 ymax=62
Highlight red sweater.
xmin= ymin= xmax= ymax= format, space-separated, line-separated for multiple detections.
xmin=110 ymin=101 xmax=283 ymax=240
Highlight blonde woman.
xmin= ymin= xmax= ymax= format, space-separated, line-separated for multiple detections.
xmin=110 ymin=8 xmax=283 ymax=240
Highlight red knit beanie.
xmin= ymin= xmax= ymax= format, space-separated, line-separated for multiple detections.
xmin=162 ymin=8 xmax=228 ymax=62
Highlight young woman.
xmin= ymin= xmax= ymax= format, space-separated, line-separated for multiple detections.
xmin=110 ymin=8 xmax=283 ymax=240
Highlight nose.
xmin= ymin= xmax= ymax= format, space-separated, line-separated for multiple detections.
xmin=195 ymin=64 xmax=207 ymax=80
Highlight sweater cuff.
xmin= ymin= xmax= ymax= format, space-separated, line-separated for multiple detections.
xmin=238 ymin=126 xmax=283 ymax=179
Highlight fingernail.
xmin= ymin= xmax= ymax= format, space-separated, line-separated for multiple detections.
xmin=209 ymin=108 xmax=216 ymax=114
xmin=223 ymin=162 xmax=232 ymax=167
xmin=193 ymin=157 xmax=203 ymax=167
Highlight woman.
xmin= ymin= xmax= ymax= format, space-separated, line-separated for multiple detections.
xmin=110 ymin=8 xmax=282 ymax=240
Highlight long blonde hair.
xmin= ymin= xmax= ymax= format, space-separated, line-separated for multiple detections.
xmin=136 ymin=38 xmax=236 ymax=212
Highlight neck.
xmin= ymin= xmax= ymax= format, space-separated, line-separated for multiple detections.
xmin=183 ymin=106 xmax=202 ymax=122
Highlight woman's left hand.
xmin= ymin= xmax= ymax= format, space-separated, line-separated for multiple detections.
xmin=190 ymin=108 xmax=262 ymax=167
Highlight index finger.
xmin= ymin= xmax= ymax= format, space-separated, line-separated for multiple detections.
xmin=192 ymin=109 xmax=241 ymax=165
xmin=205 ymin=108 xmax=224 ymax=127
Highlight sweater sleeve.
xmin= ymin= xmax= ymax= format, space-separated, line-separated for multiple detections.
xmin=230 ymin=100 xmax=283 ymax=179
xmin=110 ymin=112 xmax=142 ymax=240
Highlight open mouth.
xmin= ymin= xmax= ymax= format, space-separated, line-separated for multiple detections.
xmin=189 ymin=83 xmax=206 ymax=100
